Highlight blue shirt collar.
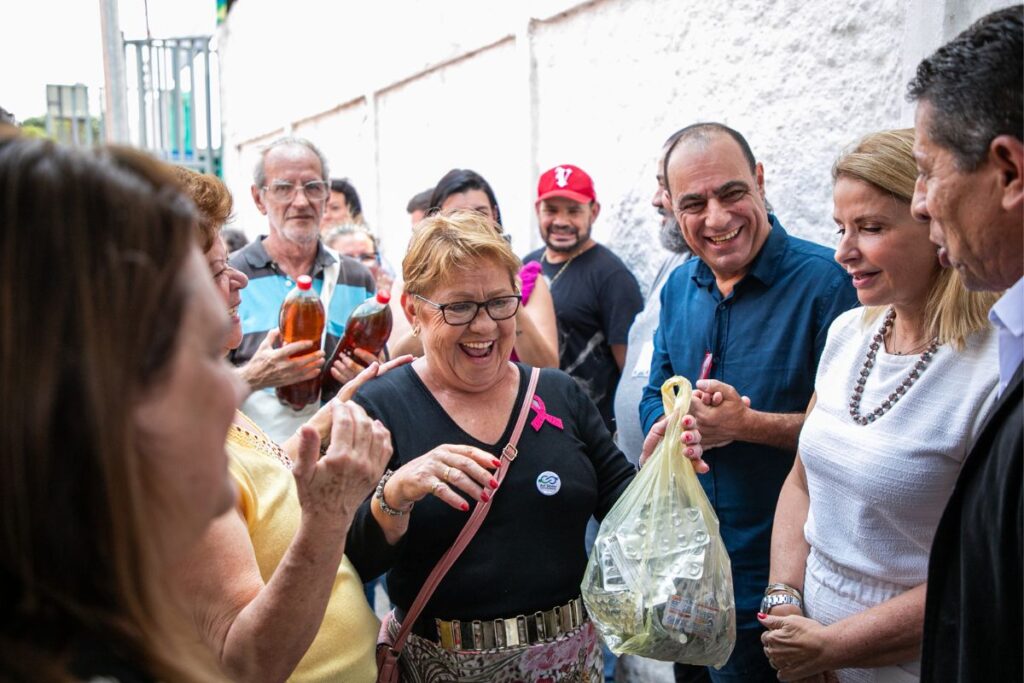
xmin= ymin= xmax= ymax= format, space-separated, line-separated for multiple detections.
xmin=692 ymin=214 xmax=789 ymax=290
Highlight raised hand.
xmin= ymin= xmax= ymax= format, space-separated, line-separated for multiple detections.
xmin=290 ymin=401 xmax=392 ymax=529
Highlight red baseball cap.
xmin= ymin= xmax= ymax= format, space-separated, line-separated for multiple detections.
xmin=536 ymin=164 xmax=597 ymax=205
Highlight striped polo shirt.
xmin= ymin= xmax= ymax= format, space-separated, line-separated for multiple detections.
xmin=228 ymin=236 xmax=375 ymax=368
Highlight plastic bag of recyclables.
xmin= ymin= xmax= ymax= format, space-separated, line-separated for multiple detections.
xmin=582 ymin=376 xmax=736 ymax=666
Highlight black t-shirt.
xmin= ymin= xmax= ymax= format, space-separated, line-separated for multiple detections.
xmin=345 ymin=363 xmax=636 ymax=622
xmin=523 ymin=244 xmax=643 ymax=433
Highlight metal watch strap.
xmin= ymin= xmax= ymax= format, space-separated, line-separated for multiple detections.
xmin=760 ymin=592 xmax=803 ymax=613
xmin=764 ymin=582 xmax=804 ymax=602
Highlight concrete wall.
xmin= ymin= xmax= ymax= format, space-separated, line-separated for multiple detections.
xmin=218 ymin=0 xmax=1014 ymax=292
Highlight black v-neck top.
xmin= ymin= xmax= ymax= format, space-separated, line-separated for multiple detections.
xmin=346 ymin=363 xmax=636 ymax=622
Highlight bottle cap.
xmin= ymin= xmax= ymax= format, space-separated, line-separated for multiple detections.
xmin=296 ymin=275 xmax=313 ymax=291
xmin=376 ymin=289 xmax=391 ymax=304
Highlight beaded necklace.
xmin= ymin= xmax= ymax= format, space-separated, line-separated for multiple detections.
xmin=848 ymin=307 xmax=938 ymax=425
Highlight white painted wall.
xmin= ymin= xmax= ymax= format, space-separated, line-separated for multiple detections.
xmin=218 ymin=0 xmax=1014 ymax=291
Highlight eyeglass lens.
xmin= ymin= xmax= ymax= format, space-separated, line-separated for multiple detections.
xmin=267 ymin=181 xmax=329 ymax=202
xmin=442 ymin=296 xmax=519 ymax=324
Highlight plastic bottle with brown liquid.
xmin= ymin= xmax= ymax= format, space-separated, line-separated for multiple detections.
xmin=320 ymin=290 xmax=393 ymax=402
xmin=276 ymin=274 xmax=326 ymax=410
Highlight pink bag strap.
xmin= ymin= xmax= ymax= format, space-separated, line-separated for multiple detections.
xmin=388 ymin=366 xmax=541 ymax=655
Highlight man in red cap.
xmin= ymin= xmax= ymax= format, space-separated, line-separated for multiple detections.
xmin=525 ymin=164 xmax=643 ymax=434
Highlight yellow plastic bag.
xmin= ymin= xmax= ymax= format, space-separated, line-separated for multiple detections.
xmin=582 ymin=376 xmax=736 ymax=665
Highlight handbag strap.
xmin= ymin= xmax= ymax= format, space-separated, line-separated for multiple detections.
xmin=389 ymin=366 xmax=541 ymax=654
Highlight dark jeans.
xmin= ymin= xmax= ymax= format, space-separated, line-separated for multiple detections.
xmin=674 ymin=626 xmax=776 ymax=683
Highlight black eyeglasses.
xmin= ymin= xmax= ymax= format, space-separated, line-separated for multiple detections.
xmin=414 ymin=294 xmax=521 ymax=326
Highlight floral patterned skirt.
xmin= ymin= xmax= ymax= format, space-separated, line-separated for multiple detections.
xmin=381 ymin=611 xmax=603 ymax=683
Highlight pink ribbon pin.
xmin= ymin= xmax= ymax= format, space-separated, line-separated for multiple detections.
xmin=530 ymin=395 xmax=564 ymax=432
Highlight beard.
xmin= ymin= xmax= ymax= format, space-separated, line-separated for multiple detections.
xmin=658 ymin=212 xmax=689 ymax=254
xmin=543 ymin=225 xmax=590 ymax=254
xmin=280 ymin=221 xmax=320 ymax=246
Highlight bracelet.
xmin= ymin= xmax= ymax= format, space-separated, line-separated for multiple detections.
xmin=764 ymin=582 xmax=804 ymax=603
xmin=760 ymin=592 xmax=803 ymax=614
xmin=375 ymin=469 xmax=412 ymax=516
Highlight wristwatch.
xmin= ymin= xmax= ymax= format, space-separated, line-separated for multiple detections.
xmin=760 ymin=592 xmax=803 ymax=614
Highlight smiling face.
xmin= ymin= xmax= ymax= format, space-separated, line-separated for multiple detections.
xmin=911 ymin=101 xmax=1016 ymax=291
xmin=133 ymin=250 xmax=244 ymax=559
xmin=409 ymin=257 xmax=517 ymax=394
xmin=253 ymin=145 xmax=326 ymax=247
xmin=536 ymin=196 xmax=599 ymax=256
xmin=441 ymin=189 xmax=496 ymax=221
xmin=664 ymin=134 xmax=771 ymax=291
xmin=834 ymin=176 xmax=940 ymax=310
xmin=204 ymin=236 xmax=249 ymax=353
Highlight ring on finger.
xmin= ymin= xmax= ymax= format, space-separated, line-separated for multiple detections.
xmin=431 ymin=481 xmax=445 ymax=496
xmin=443 ymin=465 xmax=453 ymax=482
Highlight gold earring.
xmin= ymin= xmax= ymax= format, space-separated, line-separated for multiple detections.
xmin=412 ymin=326 xmax=420 ymax=337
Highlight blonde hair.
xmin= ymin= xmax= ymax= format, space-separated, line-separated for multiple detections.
xmin=403 ymin=210 xmax=521 ymax=297
xmin=833 ymin=128 xmax=999 ymax=349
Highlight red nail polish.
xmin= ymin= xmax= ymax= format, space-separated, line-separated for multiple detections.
xmin=757 ymin=612 xmax=767 ymax=620
xmin=684 ymin=433 xmax=692 ymax=443
xmin=687 ymin=448 xmax=694 ymax=456
xmin=460 ymin=502 xmax=470 ymax=512
xmin=491 ymin=459 xmax=502 ymax=468
xmin=481 ymin=491 xmax=491 ymax=503
xmin=489 ymin=478 xmax=499 ymax=489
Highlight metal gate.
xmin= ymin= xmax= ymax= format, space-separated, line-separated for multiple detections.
xmin=124 ymin=36 xmax=220 ymax=175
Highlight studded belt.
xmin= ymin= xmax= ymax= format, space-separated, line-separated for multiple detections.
xmin=423 ymin=597 xmax=587 ymax=651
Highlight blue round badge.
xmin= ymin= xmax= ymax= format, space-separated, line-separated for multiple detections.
xmin=536 ymin=471 xmax=561 ymax=496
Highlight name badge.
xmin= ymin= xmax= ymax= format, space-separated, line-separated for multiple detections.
xmin=536 ymin=471 xmax=561 ymax=496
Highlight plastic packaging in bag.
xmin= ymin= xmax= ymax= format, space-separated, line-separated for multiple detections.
xmin=582 ymin=376 xmax=736 ymax=666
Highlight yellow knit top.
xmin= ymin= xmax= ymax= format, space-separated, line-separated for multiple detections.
xmin=226 ymin=412 xmax=379 ymax=683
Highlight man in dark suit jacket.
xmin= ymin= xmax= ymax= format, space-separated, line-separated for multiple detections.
xmin=907 ymin=6 xmax=1024 ymax=681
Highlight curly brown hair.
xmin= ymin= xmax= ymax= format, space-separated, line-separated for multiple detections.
xmin=170 ymin=165 xmax=233 ymax=252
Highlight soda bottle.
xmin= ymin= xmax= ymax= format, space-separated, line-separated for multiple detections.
xmin=276 ymin=275 xmax=326 ymax=410
xmin=320 ymin=290 xmax=393 ymax=402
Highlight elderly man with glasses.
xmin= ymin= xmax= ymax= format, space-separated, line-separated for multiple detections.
xmin=229 ymin=136 xmax=377 ymax=443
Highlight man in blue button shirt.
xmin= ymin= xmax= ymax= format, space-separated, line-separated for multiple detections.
xmin=639 ymin=122 xmax=858 ymax=683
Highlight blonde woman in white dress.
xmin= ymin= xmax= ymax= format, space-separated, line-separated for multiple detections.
xmin=758 ymin=129 xmax=1001 ymax=683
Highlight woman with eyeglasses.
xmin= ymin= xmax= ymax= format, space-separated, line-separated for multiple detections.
xmin=390 ymin=168 xmax=559 ymax=369
xmin=343 ymin=210 xmax=702 ymax=680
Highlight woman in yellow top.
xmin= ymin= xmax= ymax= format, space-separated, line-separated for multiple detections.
xmin=172 ymin=168 xmax=410 ymax=682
